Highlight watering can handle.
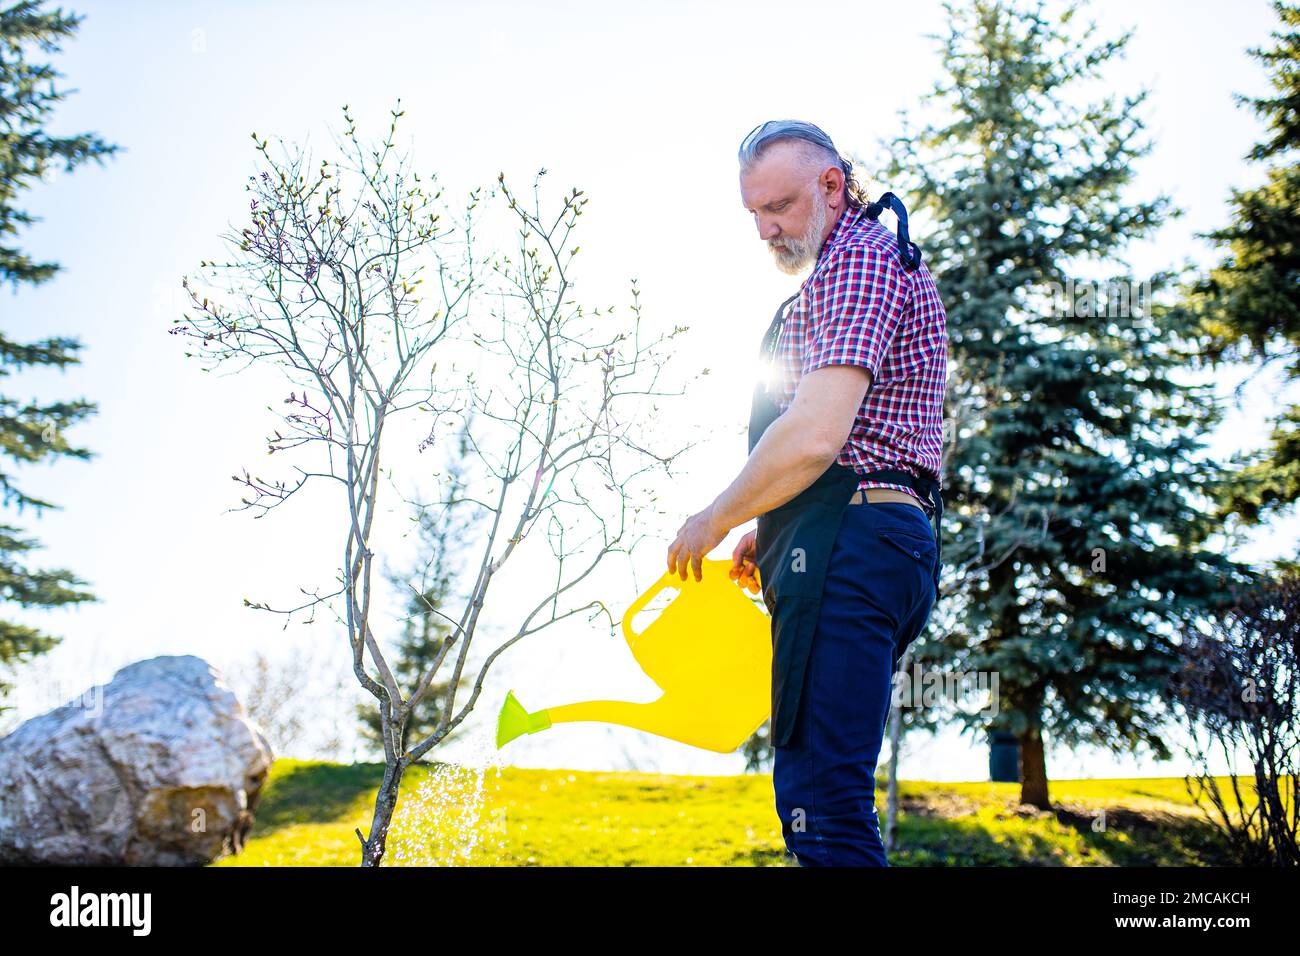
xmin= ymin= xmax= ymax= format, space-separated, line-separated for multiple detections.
xmin=621 ymin=570 xmax=678 ymax=643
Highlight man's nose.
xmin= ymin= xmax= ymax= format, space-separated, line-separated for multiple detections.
xmin=755 ymin=217 xmax=779 ymax=241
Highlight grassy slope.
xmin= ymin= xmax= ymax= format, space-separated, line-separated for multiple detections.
xmin=211 ymin=758 xmax=1246 ymax=867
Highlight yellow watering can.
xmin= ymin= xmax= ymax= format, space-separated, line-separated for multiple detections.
xmin=496 ymin=558 xmax=772 ymax=753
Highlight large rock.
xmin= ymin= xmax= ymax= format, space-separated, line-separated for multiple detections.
xmin=0 ymin=655 xmax=274 ymax=865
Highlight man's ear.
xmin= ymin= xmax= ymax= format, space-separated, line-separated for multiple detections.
xmin=821 ymin=165 xmax=844 ymax=207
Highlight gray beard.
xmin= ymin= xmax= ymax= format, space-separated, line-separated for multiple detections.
xmin=769 ymin=193 xmax=828 ymax=275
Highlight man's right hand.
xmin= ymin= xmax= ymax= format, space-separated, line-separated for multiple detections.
xmin=730 ymin=530 xmax=760 ymax=594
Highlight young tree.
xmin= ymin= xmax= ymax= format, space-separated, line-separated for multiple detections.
xmin=1190 ymin=0 xmax=1300 ymax=527
xmin=355 ymin=418 xmax=477 ymax=755
xmin=172 ymin=103 xmax=694 ymax=865
xmin=884 ymin=0 xmax=1254 ymax=808
xmin=0 ymin=0 xmax=115 ymax=711
xmin=1169 ymin=570 xmax=1299 ymax=866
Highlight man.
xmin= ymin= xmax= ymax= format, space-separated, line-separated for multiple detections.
xmin=666 ymin=119 xmax=948 ymax=866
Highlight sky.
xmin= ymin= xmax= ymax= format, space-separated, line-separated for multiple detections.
xmin=3 ymin=0 xmax=1295 ymax=784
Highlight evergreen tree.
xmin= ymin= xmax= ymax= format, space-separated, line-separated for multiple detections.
xmin=0 ymin=1 xmax=115 ymax=712
xmin=885 ymin=0 xmax=1254 ymax=807
xmin=356 ymin=421 xmax=477 ymax=754
xmin=1191 ymin=0 xmax=1300 ymax=527
xmin=740 ymin=717 xmax=771 ymax=773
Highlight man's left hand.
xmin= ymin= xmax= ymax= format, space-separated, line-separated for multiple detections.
xmin=667 ymin=503 xmax=729 ymax=582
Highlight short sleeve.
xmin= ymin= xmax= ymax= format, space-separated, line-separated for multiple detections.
xmin=802 ymin=242 xmax=908 ymax=380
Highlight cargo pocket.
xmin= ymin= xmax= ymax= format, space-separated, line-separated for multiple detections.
xmin=876 ymin=526 xmax=937 ymax=564
xmin=876 ymin=526 xmax=939 ymax=635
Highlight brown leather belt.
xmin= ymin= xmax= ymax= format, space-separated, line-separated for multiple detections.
xmin=849 ymin=487 xmax=925 ymax=510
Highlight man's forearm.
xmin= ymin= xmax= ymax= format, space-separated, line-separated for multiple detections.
xmin=710 ymin=406 xmax=836 ymax=530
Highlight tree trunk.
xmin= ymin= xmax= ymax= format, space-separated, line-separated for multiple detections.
xmin=1018 ymin=724 xmax=1050 ymax=809
xmin=883 ymin=649 xmax=909 ymax=853
xmin=359 ymin=759 xmax=406 ymax=866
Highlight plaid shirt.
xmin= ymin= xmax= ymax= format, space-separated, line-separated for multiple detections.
xmin=766 ymin=203 xmax=947 ymax=512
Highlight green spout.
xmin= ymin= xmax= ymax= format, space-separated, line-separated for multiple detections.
xmin=496 ymin=690 xmax=553 ymax=748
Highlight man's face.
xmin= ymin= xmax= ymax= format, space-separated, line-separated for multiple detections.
xmin=739 ymin=142 xmax=834 ymax=276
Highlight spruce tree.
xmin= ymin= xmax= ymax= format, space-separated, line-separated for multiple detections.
xmin=0 ymin=1 xmax=115 ymax=713
xmin=885 ymin=0 xmax=1254 ymax=807
xmin=1191 ymin=0 xmax=1300 ymax=527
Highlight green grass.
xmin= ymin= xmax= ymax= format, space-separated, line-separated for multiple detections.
xmin=212 ymin=758 xmax=1250 ymax=867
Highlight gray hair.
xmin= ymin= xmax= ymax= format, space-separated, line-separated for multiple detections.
xmin=737 ymin=119 xmax=872 ymax=210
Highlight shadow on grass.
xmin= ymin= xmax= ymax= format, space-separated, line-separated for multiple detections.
xmin=1052 ymin=804 xmax=1233 ymax=866
xmin=254 ymin=760 xmax=387 ymax=832
xmin=725 ymin=845 xmax=798 ymax=866
xmin=253 ymin=758 xmax=476 ymax=835
xmin=886 ymin=795 xmax=1232 ymax=866
xmin=891 ymin=816 xmax=1046 ymax=866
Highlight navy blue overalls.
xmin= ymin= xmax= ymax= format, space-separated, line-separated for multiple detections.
xmin=748 ymin=194 xmax=943 ymax=866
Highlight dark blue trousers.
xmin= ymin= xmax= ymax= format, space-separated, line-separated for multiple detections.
xmin=773 ymin=501 xmax=939 ymax=866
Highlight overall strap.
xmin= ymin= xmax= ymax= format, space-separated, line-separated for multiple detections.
xmin=858 ymin=466 xmax=938 ymax=499
xmin=865 ymin=192 xmax=923 ymax=271
xmin=759 ymin=290 xmax=802 ymax=360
